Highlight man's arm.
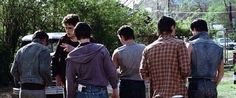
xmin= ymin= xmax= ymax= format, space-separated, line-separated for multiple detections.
xmin=51 ymin=39 xmax=65 ymax=86
xmin=51 ymin=39 xmax=63 ymax=77
xmin=139 ymin=48 xmax=150 ymax=80
xmin=215 ymin=59 xmax=224 ymax=85
xmin=39 ymin=49 xmax=52 ymax=86
xmin=10 ymin=50 xmax=21 ymax=86
xmin=102 ymin=47 xmax=119 ymax=98
xmin=112 ymin=49 xmax=119 ymax=69
xmin=66 ymin=59 xmax=77 ymax=98
xmin=178 ymin=42 xmax=191 ymax=79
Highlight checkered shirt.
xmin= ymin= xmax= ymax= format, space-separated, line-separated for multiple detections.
xmin=140 ymin=35 xmax=190 ymax=98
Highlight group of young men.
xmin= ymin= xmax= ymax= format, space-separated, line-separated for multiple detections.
xmin=10 ymin=14 xmax=224 ymax=98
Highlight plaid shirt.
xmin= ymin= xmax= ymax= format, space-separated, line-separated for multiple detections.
xmin=140 ymin=35 xmax=190 ymax=98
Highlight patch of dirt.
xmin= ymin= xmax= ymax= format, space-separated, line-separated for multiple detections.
xmin=0 ymin=87 xmax=14 ymax=98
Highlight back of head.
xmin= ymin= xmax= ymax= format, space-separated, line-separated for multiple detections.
xmin=190 ymin=19 xmax=208 ymax=32
xmin=117 ymin=25 xmax=135 ymax=40
xmin=74 ymin=22 xmax=92 ymax=40
xmin=158 ymin=16 xmax=176 ymax=35
xmin=62 ymin=14 xmax=81 ymax=26
xmin=32 ymin=30 xmax=48 ymax=40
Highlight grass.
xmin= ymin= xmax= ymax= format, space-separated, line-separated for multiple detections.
xmin=214 ymin=49 xmax=236 ymax=98
xmin=217 ymin=70 xmax=236 ymax=98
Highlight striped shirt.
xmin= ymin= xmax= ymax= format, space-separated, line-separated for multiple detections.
xmin=140 ymin=35 xmax=190 ymax=98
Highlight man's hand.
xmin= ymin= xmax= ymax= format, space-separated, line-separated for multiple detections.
xmin=111 ymin=89 xmax=119 ymax=98
xmin=55 ymin=75 xmax=64 ymax=86
xmin=60 ymin=43 xmax=75 ymax=52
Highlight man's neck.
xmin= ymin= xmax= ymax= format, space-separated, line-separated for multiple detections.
xmin=70 ymin=36 xmax=78 ymax=42
xmin=123 ymin=39 xmax=135 ymax=45
xmin=79 ymin=38 xmax=90 ymax=44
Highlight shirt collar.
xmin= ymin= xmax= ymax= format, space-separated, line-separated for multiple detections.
xmin=158 ymin=34 xmax=175 ymax=40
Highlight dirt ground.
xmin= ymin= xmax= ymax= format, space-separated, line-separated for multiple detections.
xmin=0 ymin=87 xmax=13 ymax=98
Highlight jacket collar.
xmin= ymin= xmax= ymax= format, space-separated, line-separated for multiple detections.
xmin=189 ymin=32 xmax=209 ymax=41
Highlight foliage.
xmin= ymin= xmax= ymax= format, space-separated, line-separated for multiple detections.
xmin=0 ymin=0 xmax=156 ymax=86
xmin=176 ymin=19 xmax=192 ymax=38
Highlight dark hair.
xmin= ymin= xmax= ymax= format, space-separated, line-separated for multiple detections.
xmin=158 ymin=16 xmax=176 ymax=34
xmin=190 ymin=19 xmax=208 ymax=32
xmin=74 ymin=22 xmax=92 ymax=40
xmin=32 ymin=30 xmax=49 ymax=40
xmin=117 ymin=25 xmax=135 ymax=40
xmin=62 ymin=14 xmax=80 ymax=26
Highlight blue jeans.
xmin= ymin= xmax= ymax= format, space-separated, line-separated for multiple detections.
xmin=188 ymin=79 xmax=217 ymax=98
xmin=119 ymin=79 xmax=145 ymax=98
xmin=76 ymin=85 xmax=108 ymax=98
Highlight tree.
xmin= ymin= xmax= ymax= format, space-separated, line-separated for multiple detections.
xmin=0 ymin=0 xmax=156 ymax=86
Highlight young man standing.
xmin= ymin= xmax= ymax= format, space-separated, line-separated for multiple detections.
xmin=140 ymin=16 xmax=190 ymax=98
xmin=66 ymin=22 xmax=119 ymax=98
xmin=52 ymin=14 xmax=80 ymax=87
xmin=11 ymin=30 xmax=51 ymax=98
xmin=112 ymin=25 xmax=146 ymax=98
xmin=187 ymin=19 xmax=224 ymax=98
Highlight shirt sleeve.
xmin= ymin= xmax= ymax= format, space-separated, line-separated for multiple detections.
xmin=10 ymin=50 xmax=21 ymax=86
xmin=39 ymin=49 xmax=52 ymax=86
xmin=66 ymin=58 xmax=76 ymax=98
xmin=102 ymin=47 xmax=119 ymax=89
xmin=178 ymin=42 xmax=191 ymax=79
xmin=51 ymin=38 xmax=63 ymax=77
xmin=140 ymin=48 xmax=150 ymax=80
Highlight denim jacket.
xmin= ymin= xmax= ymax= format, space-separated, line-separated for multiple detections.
xmin=189 ymin=32 xmax=223 ymax=79
xmin=10 ymin=39 xmax=52 ymax=86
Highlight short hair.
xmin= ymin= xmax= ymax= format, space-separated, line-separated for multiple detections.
xmin=190 ymin=19 xmax=208 ymax=32
xmin=117 ymin=25 xmax=135 ymax=40
xmin=74 ymin=22 xmax=92 ymax=40
xmin=158 ymin=16 xmax=176 ymax=34
xmin=62 ymin=14 xmax=80 ymax=26
xmin=32 ymin=30 xmax=49 ymax=40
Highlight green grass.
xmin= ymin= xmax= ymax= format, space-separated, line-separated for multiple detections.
xmin=217 ymin=70 xmax=236 ymax=98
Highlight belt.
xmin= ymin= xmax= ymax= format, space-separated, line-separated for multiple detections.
xmin=188 ymin=77 xmax=214 ymax=82
xmin=21 ymin=83 xmax=45 ymax=90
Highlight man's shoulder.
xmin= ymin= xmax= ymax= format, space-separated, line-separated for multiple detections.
xmin=137 ymin=43 xmax=146 ymax=48
xmin=172 ymin=38 xmax=185 ymax=44
xmin=91 ymin=43 xmax=105 ymax=48
xmin=31 ymin=42 xmax=50 ymax=52
xmin=116 ymin=45 xmax=126 ymax=51
xmin=144 ymin=40 xmax=160 ymax=51
xmin=59 ymin=35 xmax=69 ymax=42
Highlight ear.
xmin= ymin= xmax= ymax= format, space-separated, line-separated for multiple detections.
xmin=171 ymin=25 xmax=176 ymax=30
xmin=191 ymin=28 xmax=198 ymax=35
xmin=171 ymin=26 xmax=176 ymax=35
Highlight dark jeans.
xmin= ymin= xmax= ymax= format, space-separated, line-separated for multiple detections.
xmin=76 ymin=84 xmax=108 ymax=98
xmin=188 ymin=78 xmax=217 ymax=98
xmin=119 ymin=79 xmax=145 ymax=98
